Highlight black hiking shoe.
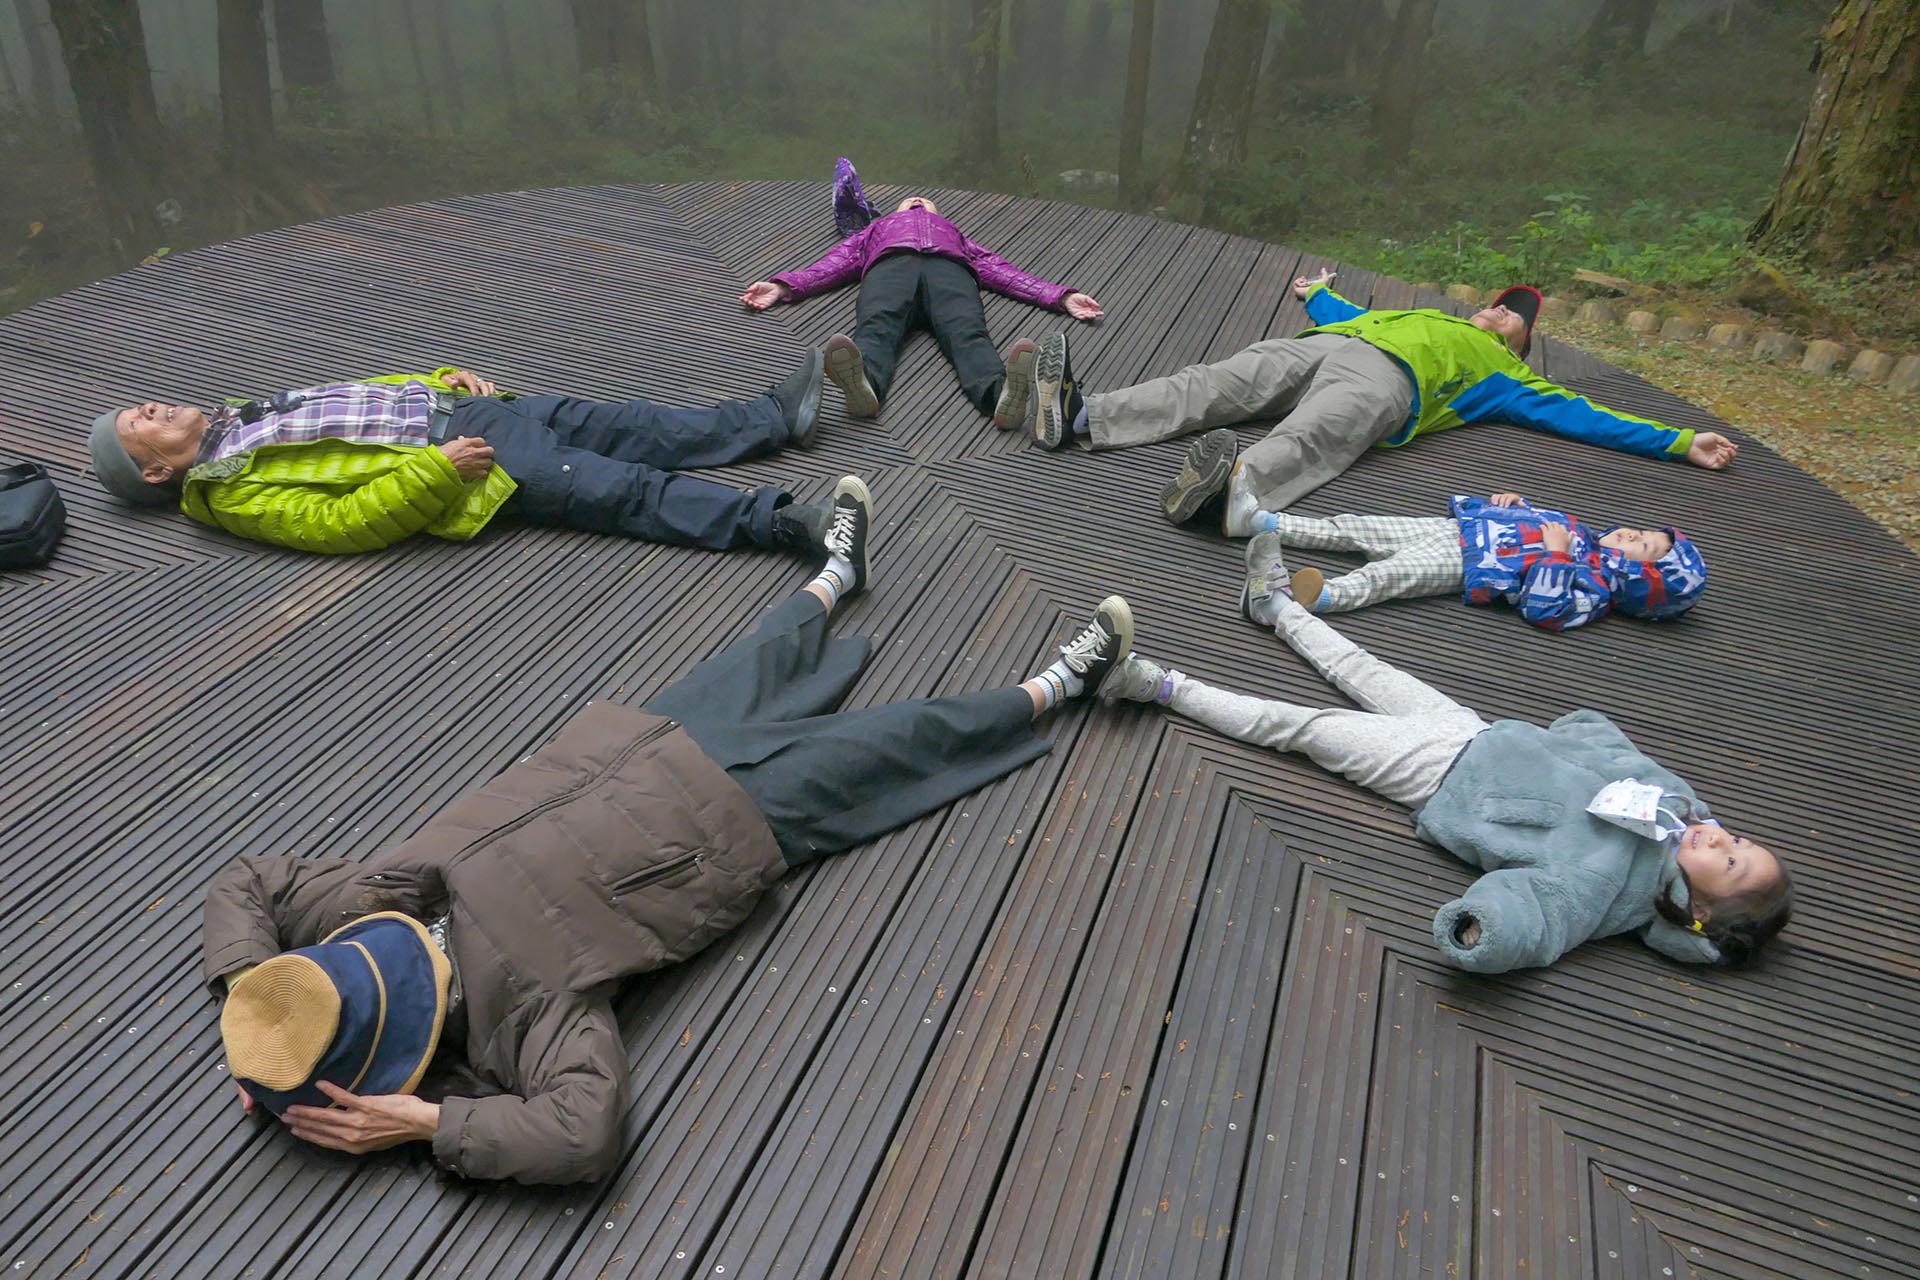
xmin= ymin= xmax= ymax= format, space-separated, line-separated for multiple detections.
xmin=1160 ymin=428 xmax=1237 ymax=525
xmin=771 ymin=345 xmax=825 ymax=447
xmin=1029 ymin=330 xmax=1081 ymax=450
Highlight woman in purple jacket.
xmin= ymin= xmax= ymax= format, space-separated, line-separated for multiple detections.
xmin=742 ymin=190 xmax=1103 ymax=428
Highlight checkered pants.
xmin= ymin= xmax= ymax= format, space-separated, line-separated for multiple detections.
xmin=1272 ymin=512 xmax=1462 ymax=612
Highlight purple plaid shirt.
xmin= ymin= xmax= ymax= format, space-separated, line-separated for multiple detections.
xmin=195 ymin=381 xmax=440 ymax=465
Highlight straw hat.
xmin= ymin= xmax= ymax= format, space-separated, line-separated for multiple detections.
xmin=222 ymin=912 xmax=451 ymax=1115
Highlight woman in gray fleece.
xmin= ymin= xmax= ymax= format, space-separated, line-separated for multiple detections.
xmin=1101 ymin=532 xmax=1793 ymax=974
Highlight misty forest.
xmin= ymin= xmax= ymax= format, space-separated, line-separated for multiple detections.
xmin=2 ymin=0 xmax=1917 ymax=348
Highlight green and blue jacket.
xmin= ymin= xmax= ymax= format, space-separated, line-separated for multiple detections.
xmin=1301 ymin=286 xmax=1695 ymax=460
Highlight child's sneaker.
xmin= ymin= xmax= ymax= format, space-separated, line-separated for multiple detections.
xmin=1289 ymin=566 xmax=1326 ymax=613
xmin=1241 ymin=531 xmax=1290 ymax=626
xmin=1100 ymin=654 xmax=1169 ymax=704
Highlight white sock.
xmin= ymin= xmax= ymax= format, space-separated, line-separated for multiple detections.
xmin=809 ymin=566 xmax=848 ymax=610
xmin=1039 ymin=656 xmax=1087 ymax=702
xmin=824 ymin=550 xmax=854 ymax=586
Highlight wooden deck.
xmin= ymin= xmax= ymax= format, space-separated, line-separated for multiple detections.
xmin=1 ymin=182 xmax=1916 ymax=1280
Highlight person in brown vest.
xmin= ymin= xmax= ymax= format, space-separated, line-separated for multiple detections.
xmin=204 ymin=475 xmax=1138 ymax=1184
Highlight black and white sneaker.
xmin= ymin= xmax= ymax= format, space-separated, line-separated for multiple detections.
xmin=1028 ymin=330 xmax=1079 ymax=450
xmin=1160 ymin=428 xmax=1237 ymax=525
xmin=823 ymin=474 xmax=874 ymax=594
xmin=1058 ymin=595 xmax=1135 ymax=697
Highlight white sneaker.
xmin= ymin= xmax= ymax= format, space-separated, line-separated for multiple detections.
xmin=1099 ymin=653 xmax=1169 ymax=704
xmin=1221 ymin=462 xmax=1262 ymax=538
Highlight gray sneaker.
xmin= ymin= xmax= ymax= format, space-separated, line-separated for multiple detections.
xmin=1241 ymin=530 xmax=1289 ymax=625
xmin=993 ymin=338 xmax=1037 ymax=431
xmin=1100 ymin=653 xmax=1169 ymax=704
xmin=825 ymin=334 xmax=879 ymax=418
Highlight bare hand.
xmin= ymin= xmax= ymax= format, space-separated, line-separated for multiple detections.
xmin=1489 ymin=492 xmax=1526 ymax=507
xmin=740 ymin=280 xmax=788 ymax=310
xmin=1293 ymin=268 xmax=1336 ymax=300
xmin=1686 ymin=431 xmax=1739 ymax=469
xmin=1540 ymin=522 xmax=1574 ymax=555
xmin=282 ymin=1081 xmax=440 ymax=1155
xmin=237 ymin=1082 xmax=256 ymax=1115
xmin=442 ymin=369 xmax=496 ymax=397
xmin=1456 ymin=918 xmax=1482 ymax=947
xmin=1063 ymin=291 xmax=1104 ymax=321
xmin=437 ymin=435 xmax=495 ymax=480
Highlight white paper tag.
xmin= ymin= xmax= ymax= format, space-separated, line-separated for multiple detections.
xmin=1586 ymin=779 xmax=1689 ymax=842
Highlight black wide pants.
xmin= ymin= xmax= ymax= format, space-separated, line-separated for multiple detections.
xmin=647 ymin=593 xmax=1047 ymax=864
xmin=854 ymin=252 xmax=1005 ymax=415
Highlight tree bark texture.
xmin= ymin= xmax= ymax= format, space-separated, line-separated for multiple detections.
xmin=1578 ymin=0 xmax=1659 ymax=74
xmin=1174 ymin=0 xmax=1273 ymax=193
xmin=1749 ymin=0 xmax=1920 ymax=269
xmin=269 ymin=0 xmax=335 ymax=104
xmin=47 ymin=0 xmax=172 ymax=256
xmin=571 ymin=0 xmax=657 ymax=94
xmin=1368 ymin=0 xmax=1438 ymax=165
xmin=960 ymin=0 xmax=1003 ymax=174
xmin=1270 ymin=0 xmax=1389 ymax=94
xmin=217 ymin=0 xmax=276 ymax=166
xmin=1118 ymin=0 xmax=1155 ymax=207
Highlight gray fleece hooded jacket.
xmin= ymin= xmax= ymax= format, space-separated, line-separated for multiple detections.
xmin=1416 ymin=710 xmax=1723 ymax=973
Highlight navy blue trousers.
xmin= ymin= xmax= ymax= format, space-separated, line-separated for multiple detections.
xmin=648 ymin=593 xmax=1047 ymax=864
xmin=449 ymin=391 xmax=791 ymax=549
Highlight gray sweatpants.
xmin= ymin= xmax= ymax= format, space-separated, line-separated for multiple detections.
xmin=1083 ymin=333 xmax=1415 ymax=511
xmin=1165 ymin=600 xmax=1487 ymax=807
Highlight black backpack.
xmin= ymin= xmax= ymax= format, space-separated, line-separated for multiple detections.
xmin=0 ymin=462 xmax=67 ymax=568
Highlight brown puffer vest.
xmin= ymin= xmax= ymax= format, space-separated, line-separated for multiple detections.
xmin=370 ymin=700 xmax=788 ymax=993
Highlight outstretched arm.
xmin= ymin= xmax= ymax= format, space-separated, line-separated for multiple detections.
xmin=1301 ymin=280 xmax=1368 ymax=325
xmin=1432 ymin=864 xmax=1616 ymax=973
xmin=1448 ymin=370 xmax=1717 ymax=463
xmin=763 ymin=228 xmax=870 ymax=304
xmin=963 ymin=241 xmax=1083 ymax=313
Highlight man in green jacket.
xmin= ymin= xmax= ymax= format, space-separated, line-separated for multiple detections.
xmin=1017 ymin=273 xmax=1740 ymax=532
xmin=87 ymin=347 xmax=848 ymax=556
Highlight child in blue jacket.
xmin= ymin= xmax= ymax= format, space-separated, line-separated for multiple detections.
xmin=1098 ymin=540 xmax=1792 ymax=974
xmin=1249 ymin=492 xmax=1707 ymax=631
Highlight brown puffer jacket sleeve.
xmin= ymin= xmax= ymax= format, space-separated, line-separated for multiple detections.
xmin=201 ymin=856 xmax=368 ymax=996
xmin=432 ymin=990 xmax=627 ymax=1185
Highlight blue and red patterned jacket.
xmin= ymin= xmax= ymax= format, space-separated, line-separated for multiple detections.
xmin=1452 ymin=495 xmax=1707 ymax=631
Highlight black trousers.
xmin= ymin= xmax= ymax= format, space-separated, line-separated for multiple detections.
xmin=647 ymin=593 xmax=1047 ymax=864
xmin=855 ymin=253 xmax=1005 ymax=415
xmin=448 ymin=392 xmax=791 ymax=550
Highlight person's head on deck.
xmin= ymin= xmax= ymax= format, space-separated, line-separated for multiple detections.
xmin=896 ymin=196 xmax=939 ymax=215
xmin=221 ymin=912 xmax=450 ymax=1116
xmin=1469 ymin=285 xmax=1543 ymax=358
xmin=1656 ymin=823 xmax=1792 ymax=967
xmin=1597 ymin=525 xmax=1707 ymax=620
xmin=88 ymin=401 xmax=209 ymax=505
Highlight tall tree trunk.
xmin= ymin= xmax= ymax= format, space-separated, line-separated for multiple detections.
xmin=11 ymin=0 xmax=65 ymax=115
xmin=487 ymin=0 xmax=519 ymax=119
xmin=217 ymin=0 xmax=275 ymax=167
xmin=571 ymin=0 xmax=656 ymax=96
xmin=269 ymin=0 xmax=335 ymax=109
xmin=959 ymin=0 xmax=1002 ymax=175
xmin=1118 ymin=0 xmax=1155 ymax=207
xmin=1173 ymin=0 xmax=1273 ymax=196
xmin=395 ymin=0 xmax=444 ymax=132
xmin=1578 ymin=0 xmax=1659 ymax=74
xmin=1750 ymin=0 xmax=1920 ymax=269
xmin=1269 ymin=0 xmax=1389 ymax=95
xmin=1368 ymin=0 xmax=1438 ymax=165
xmin=48 ymin=0 xmax=173 ymax=257
xmin=1081 ymin=0 xmax=1115 ymax=86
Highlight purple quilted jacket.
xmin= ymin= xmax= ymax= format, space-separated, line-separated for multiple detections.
xmin=770 ymin=208 xmax=1076 ymax=310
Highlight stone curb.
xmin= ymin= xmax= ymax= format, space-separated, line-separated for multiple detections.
xmin=1444 ymin=283 xmax=1916 ymax=397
